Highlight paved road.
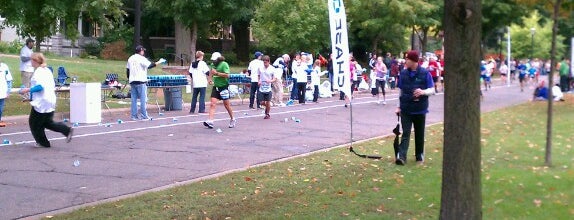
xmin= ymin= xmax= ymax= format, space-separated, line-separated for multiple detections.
xmin=0 ymin=81 xmax=533 ymax=219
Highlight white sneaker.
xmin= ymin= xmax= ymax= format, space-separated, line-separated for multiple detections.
xmin=203 ymin=121 xmax=214 ymax=129
xmin=228 ymin=119 xmax=237 ymax=128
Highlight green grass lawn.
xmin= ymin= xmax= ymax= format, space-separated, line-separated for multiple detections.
xmin=46 ymin=97 xmax=574 ymax=219
xmin=0 ymin=54 xmax=249 ymax=116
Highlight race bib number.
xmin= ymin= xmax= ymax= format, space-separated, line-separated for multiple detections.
xmin=260 ymin=83 xmax=272 ymax=93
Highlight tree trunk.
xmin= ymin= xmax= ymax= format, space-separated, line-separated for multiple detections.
xmin=233 ymin=19 xmax=250 ymax=63
xmin=175 ymin=21 xmax=192 ymax=65
xmin=134 ymin=0 xmax=141 ymax=46
xmin=190 ymin=21 xmax=198 ymax=62
xmin=545 ymin=0 xmax=561 ymax=167
xmin=440 ymin=1 xmax=482 ymax=220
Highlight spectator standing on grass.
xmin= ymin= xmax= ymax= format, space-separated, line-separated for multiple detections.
xmin=258 ymin=55 xmax=276 ymax=119
xmin=394 ymin=50 xmax=435 ymax=166
xmin=203 ymin=52 xmax=236 ymax=129
xmin=126 ymin=45 xmax=163 ymax=120
xmin=18 ymin=53 xmax=73 ymax=148
xmin=0 ymin=59 xmax=13 ymax=127
xmin=248 ymin=51 xmax=264 ymax=109
xmin=19 ymin=38 xmax=35 ymax=99
xmin=188 ymin=51 xmax=210 ymax=114
xmin=558 ymin=57 xmax=570 ymax=92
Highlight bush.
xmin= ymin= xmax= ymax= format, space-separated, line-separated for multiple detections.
xmin=83 ymin=42 xmax=103 ymax=57
xmin=0 ymin=40 xmax=23 ymax=54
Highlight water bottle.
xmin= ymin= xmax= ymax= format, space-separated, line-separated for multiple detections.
xmin=2 ymin=139 xmax=10 ymax=144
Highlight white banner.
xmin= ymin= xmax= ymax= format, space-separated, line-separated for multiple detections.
xmin=328 ymin=0 xmax=351 ymax=97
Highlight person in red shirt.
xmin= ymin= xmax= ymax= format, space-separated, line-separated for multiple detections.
xmin=427 ymin=56 xmax=441 ymax=93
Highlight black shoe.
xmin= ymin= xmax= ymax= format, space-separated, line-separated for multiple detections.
xmin=66 ymin=128 xmax=74 ymax=143
xmin=395 ymin=158 xmax=405 ymax=165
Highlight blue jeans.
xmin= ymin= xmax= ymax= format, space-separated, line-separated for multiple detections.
xmin=0 ymin=98 xmax=4 ymax=121
xmin=290 ymin=78 xmax=298 ymax=100
xmin=190 ymin=87 xmax=206 ymax=113
xmin=130 ymin=83 xmax=149 ymax=119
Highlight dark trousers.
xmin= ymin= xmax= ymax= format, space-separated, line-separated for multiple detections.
xmin=29 ymin=108 xmax=71 ymax=147
xmin=297 ymin=82 xmax=307 ymax=103
xmin=560 ymin=75 xmax=570 ymax=92
xmin=313 ymin=85 xmax=319 ymax=102
xmin=290 ymin=78 xmax=298 ymax=100
xmin=190 ymin=87 xmax=206 ymax=113
xmin=249 ymin=82 xmax=260 ymax=108
xmin=398 ymin=113 xmax=426 ymax=161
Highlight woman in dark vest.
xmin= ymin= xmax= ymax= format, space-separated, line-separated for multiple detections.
xmin=394 ymin=50 xmax=435 ymax=165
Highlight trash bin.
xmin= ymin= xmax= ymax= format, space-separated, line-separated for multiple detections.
xmin=163 ymin=87 xmax=183 ymax=111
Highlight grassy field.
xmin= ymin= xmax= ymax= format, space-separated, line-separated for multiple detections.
xmin=46 ymin=97 xmax=574 ymax=219
xmin=0 ymin=54 xmax=247 ymax=116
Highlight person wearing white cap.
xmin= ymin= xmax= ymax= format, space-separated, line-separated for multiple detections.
xmin=247 ymin=51 xmax=264 ymax=109
xmin=203 ymin=52 xmax=236 ymax=129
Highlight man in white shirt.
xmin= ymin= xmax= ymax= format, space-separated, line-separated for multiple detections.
xmin=247 ymin=51 xmax=264 ymax=109
xmin=126 ymin=45 xmax=163 ymax=120
xmin=20 ymin=39 xmax=35 ymax=99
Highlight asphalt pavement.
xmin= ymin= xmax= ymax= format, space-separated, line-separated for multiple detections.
xmin=0 ymin=80 xmax=534 ymax=220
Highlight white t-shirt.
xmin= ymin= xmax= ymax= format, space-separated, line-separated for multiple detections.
xmin=0 ymin=63 xmax=13 ymax=99
xmin=126 ymin=53 xmax=152 ymax=83
xmin=293 ymin=61 xmax=308 ymax=83
xmin=188 ymin=60 xmax=210 ymax=88
xmin=30 ymin=66 xmax=57 ymax=113
xmin=258 ymin=65 xmax=276 ymax=93
xmin=20 ymin=46 xmax=34 ymax=72
xmin=247 ymin=59 xmax=263 ymax=82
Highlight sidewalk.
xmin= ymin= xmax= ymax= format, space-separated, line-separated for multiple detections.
xmin=0 ymin=82 xmax=532 ymax=220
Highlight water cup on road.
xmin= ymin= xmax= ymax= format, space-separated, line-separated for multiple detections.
xmin=172 ymin=118 xmax=178 ymax=122
xmin=216 ymin=128 xmax=222 ymax=133
xmin=72 ymin=122 xmax=79 ymax=127
xmin=2 ymin=139 xmax=10 ymax=144
xmin=73 ymin=160 xmax=80 ymax=167
xmin=117 ymin=119 xmax=123 ymax=124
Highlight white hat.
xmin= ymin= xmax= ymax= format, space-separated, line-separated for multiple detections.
xmin=282 ymin=54 xmax=290 ymax=60
xmin=211 ymin=52 xmax=222 ymax=61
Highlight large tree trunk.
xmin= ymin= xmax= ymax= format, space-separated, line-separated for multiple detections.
xmin=440 ymin=1 xmax=482 ymax=220
xmin=233 ymin=19 xmax=250 ymax=63
xmin=175 ymin=21 xmax=192 ymax=65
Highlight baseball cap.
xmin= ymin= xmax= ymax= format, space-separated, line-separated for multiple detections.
xmin=26 ymin=38 xmax=35 ymax=44
xmin=135 ymin=45 xmax=146 ymax=53
xmin=211 ymin=52 xmax=222 ymax=61
xmin=254 ymin=51 xmax=263 ymax=59
xmin=406 ymin=50 xmax=419 ymax=62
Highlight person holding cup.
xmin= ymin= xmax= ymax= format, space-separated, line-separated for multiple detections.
xmin=394 ymin=50 xmax=435 ymax=166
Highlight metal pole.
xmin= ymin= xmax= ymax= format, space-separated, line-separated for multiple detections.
xmin=507 ymin=26 xmax=511 ymax=86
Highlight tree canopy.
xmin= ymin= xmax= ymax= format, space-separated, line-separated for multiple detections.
xmin=0 ymin=0 xmax=124 ymax=49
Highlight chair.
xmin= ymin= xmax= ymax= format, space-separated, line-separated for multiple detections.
xmin=55 ymin=66 xmax=70 ymax=87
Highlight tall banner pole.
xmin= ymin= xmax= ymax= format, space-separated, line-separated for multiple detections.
xmin=328 ymin=0 xmax=351 ymax=97
xmin=507 ymin=26 xmax=511 ymax=86
xmin=329 ymin=0 xmax=353 ymax=148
